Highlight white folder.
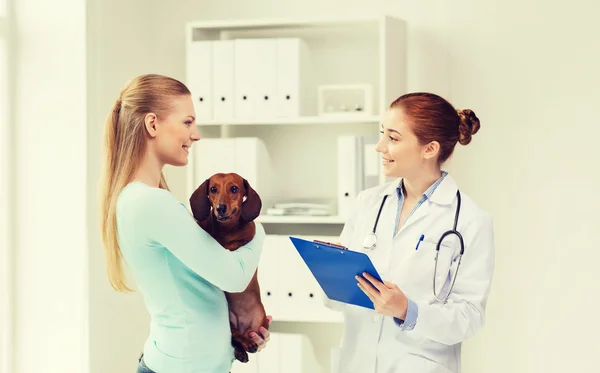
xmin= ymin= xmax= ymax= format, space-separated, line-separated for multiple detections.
xmin=258 ymin=236 xmax=282 ymax=319
xmin=211 ymin=40 xmax=235 ymax=120
xmin=193 ymin=138 xmax=236 ymax=186
xmin=361 ymin=134 xmax=380 ymax=190
xmin=256 ymin=332 xmax=280 ymax=373
xmin=192 ymin=137 xmax=273 ymax=201
xmin=287 ymin=235 xmax=341 ymax=322
xmin=186 ymin=40 xmax=213 ymax=121
xmin=253 ymin=39 xmax=278 ymax=118
xmin=233 ymin=137 xmax=273 ymax=198
xmin=276 ymin=38 xmax=314 ymax=117
xmin=278 ymin=333 xmax=324 ymax=373
xmin=337 ymin=136 xmax=361 ymax=218
xmin=234 ymin=39 xmax=258 ymax=119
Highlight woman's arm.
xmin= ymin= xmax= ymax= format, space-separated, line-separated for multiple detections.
xmin=137 ymin=187 xmax=265 ymax=293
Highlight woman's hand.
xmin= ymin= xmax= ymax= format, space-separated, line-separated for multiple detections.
xmin=250 ymin=315 xmax=272 ymax=352
xmin=356 ymin=273 xmax=408 ymax=320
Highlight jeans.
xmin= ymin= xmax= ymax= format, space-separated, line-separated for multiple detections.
xmin=135 ymin=352 xmax=231 ymax=373
xmin=137 ymin=354 xmax=156 ymax=373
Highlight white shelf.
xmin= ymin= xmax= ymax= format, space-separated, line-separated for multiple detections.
xmin=186 ymin=15 xmax=390 ymax=32
xmin=197 ymin=115 xmax=380 ymax=126
xmin=257 ymin=215 xmax=347 ymax=224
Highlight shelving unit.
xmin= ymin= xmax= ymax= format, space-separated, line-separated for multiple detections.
xmin=184 ymin=14 xmax=406 ymax=221
xmin=183 ymin=15 xmax=407 ymax=372
xmin=197 ymin=114 xmax=381 ymax=127
xmin=256 ymin=215 xmax=347 ymax=224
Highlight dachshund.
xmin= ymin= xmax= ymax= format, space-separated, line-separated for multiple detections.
xmin=189 ymin=173 xmax=269 ymax=363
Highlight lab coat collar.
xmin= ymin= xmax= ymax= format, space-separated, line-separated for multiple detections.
xmin=377 ymin=174 xmax=458 ymax=205
xmin=378 ymin=179 xmax=402 ymax=197
xmin=428 ymin=174 xmax=458 ymax=205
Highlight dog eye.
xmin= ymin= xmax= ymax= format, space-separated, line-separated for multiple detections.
xmin=230 ymin=186 xmax=239 ymax=193
xmin=210 ymin=186 xmax=217 ymax=194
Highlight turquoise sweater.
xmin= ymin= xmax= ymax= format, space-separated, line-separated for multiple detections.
xmin=116 ymin=181 xmax=265 ymax=373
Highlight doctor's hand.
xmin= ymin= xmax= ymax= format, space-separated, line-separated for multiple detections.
xmin=250 ymin=315 xmax=272 ymax=352
xmin=356 ymin=273 xmax=408 ymax=320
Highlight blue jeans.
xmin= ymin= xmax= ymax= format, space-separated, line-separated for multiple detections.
xmin=135 ymin=353 xmax=231 ymax=373
xmin=137 ymin=354 xmax=156 ymax=373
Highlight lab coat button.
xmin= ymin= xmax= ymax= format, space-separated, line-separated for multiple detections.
xmin=448 ymin=299 xmax=454 ymax=305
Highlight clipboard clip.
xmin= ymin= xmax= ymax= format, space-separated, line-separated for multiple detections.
xmin=313 ymin=240 xmax=348 ymax=250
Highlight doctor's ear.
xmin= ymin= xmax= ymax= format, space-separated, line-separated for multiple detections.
xmin=144 ymin=113 xmax=158 ymax=138
xmin=423 ymin=141 xmax=440 ymax=160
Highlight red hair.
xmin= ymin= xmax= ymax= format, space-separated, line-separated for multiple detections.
xmin=390 ymin=92 xmax=481 ymax=164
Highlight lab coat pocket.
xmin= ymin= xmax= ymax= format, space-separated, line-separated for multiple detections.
xmin=396 ymin=353 xmax=453 ymax=373
xmin=403 ymin=240 xmax=455 ymax=297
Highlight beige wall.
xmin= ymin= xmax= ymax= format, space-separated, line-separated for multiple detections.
xmin=12 ymin=0 xmax=88 ymax=372
xmin=86 ymin=0 xmax=157 ymax=372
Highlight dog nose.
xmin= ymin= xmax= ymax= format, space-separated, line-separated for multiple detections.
xmin=216 ymin=204 xmax=227 ymax=215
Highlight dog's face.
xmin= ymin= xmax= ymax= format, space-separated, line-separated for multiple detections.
xmin=190 ymin=173 xmax=262 ymax=224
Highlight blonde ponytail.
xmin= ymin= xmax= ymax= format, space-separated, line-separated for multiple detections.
xmin=100 ymin=74 xmax=189 ymax=292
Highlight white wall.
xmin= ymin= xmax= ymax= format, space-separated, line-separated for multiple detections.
xmin=148 ymin=0 xmax=600 ymax=372
xmin=12 ymin=0 xmax=88 ymax=372
xmin=86 ymin=0 xmax=159 ymax=372
xmin=0 ymin=5 xmax=13 ymax=373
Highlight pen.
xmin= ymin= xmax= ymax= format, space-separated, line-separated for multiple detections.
xmin=415 ymin=234 xmax=424 ymax=250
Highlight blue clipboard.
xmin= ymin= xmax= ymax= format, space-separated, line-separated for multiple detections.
xmin=289 ymin=236 xmax=383 ymax=310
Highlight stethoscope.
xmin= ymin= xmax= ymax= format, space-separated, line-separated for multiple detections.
xmin=362 ymin=190 xmax=465 ymax=304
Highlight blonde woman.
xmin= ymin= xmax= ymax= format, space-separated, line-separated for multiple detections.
xmin=100 ymin=74 xmax=270 ymax=373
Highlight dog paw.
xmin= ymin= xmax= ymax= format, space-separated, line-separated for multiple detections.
xmin=247 ymin=342 xmax=258 ymax=354
xmin=235 ymin=348 xmax=249 ymax=363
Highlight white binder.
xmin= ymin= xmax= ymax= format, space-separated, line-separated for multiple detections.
xmin=211 ymin=40 xmax=235 ymax=120
xmin=193 ymin=138 xmax=236 ymax=185
xmin=255 ymin=332 xmax=280 ymax=373
xmin=337 ymin=136 xmax=361 ymax=218
xmin=259 ymin=235 xmax=343 ymax=323
xmin=233 ymin=137 xmax=273 ymax=197
xmin=361 ymin=134 xmax=380 ymax=190
xmin=336 ymin=135 xmax=380 ymax=218
xmin=276 ymin=38 xmax=314 ymax=117
xmin=186 ymin=40 xmax=212 ymax=121
xmin=257 ymin=236 xmax=282 ymax=319
xmin=192 ymin=137 xmax=273 ymax=200
xmin=253 ymin=39 xmax=278 ymax=118
xmin=278 ymin=333 xmax=324 ymax=373
xmin=234 ymin=39 xmax=259 ymax=119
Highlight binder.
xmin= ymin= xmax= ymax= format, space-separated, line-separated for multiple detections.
xmin=337 ymin=135 xmax=360 ymax=218
xmin=193 ymin=137 xmax=273 ymax=201
xmin=193 ymin=138 xmax=236 ymax=186
xmin=253 ymin=39 xmax=278 ymax=118
xmin=234 ymin=39 xmax=257 ymax=119
xmin=288 ymin=237 xmax=383 ymax=309
xmin=211 ymin=40 xmax=235 ymax=119
xmin=275 ymin=38 xmax=314 ymax=117
xmin=234 ymin=39 xmax=277 ymax=119
xmin=186 ymin=40 xmax=212 ymax=121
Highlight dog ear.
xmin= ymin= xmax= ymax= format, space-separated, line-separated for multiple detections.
xmin=241 ymin=178 xmax=262 ymax=222
xmin=189 ymin=179 xmax=211 ymax=221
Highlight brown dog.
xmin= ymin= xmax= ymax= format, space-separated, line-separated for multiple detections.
xmin=189 ymin=173 xmax=269 ymax=363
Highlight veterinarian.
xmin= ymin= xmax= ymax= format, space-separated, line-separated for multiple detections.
xmin=100 ymin=74 xmax=270 ymax=373
xmin=327 ymin=92 xmax=495 ymax=373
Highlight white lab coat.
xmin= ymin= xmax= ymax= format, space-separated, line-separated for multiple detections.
xmin=326 ymin=174 xmax=495 ymax=373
